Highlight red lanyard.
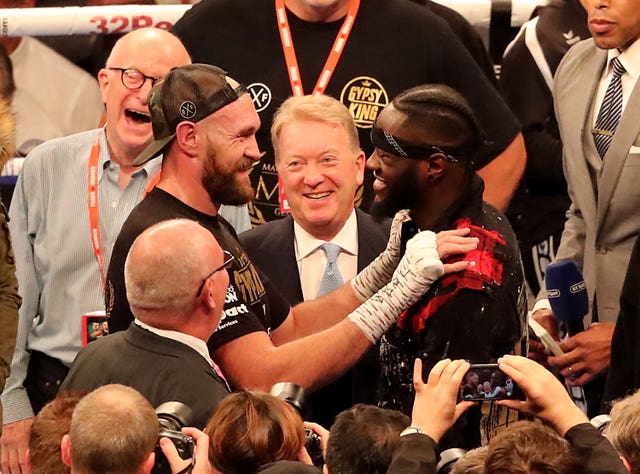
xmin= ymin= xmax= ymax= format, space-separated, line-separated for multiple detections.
xmin=275 ymin=0 xmax=360 ymax=212
xmin=87 ymin=133 xmax=160 ymax=290
xmin=275 ymin=0 xmax=360 ymax=96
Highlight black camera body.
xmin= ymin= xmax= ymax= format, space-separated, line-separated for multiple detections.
xmin=303 ymin=427 xmax=324 ymax=467
xmin=270 ymin=382 xmax=324 ymax=467
xmin=152 ymin=401 xmax=195 ymax=474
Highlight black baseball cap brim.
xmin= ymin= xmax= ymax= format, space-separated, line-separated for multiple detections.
xmin=133 ymin=133 xmax=176 ymax=167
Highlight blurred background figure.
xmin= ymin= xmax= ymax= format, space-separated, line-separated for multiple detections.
xmin=0 ymin=59 xmax=20 ymax=425
xmin=172 ymin=0 xmax=525 ymax=225
xmin=500 ymin=0 xmax=589 ymax=298
xmin=0 ymin=0 xmax=103 ymax=157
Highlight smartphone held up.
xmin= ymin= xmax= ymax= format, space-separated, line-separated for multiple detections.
xmin=459 ymin=364 xmax=524 ymax=401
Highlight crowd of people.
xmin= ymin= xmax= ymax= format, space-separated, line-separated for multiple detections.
xmin=0 ymin=0 xmax=638 ymax=472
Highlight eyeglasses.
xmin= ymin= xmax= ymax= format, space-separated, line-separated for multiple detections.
xmin=108 ymin=67 xmax=160 ymax=91
xmin=196 ymin=250 xmax=235 ymax=297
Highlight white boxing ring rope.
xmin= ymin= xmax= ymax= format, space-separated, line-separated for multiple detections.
xmin=0 ymin=1 xmax=544 ymax=38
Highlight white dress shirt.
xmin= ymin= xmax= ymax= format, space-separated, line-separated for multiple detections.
xmin=294 ymin=210 xmax=358 ymax=300
xmin=591 ymin=39 xmax=640 ymax=125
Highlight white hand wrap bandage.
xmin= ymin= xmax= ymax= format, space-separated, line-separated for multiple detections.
xmin=351 ymin=209 xmax=412 ymax=302
xmin=348 ymin=230 xmax=444 ymax=343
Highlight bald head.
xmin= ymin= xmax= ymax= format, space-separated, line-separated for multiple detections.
xmin=106 ymin=27 xmax=191 ymax=69
xmin=66 ymin=385 xmax=157 ymax=474
xmin=99 ymin=28 xmax=191 ymax=164
xmin=124 ymin=219 xmax=228 ymax=328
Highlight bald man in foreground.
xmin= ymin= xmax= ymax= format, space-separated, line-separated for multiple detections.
xmin=61 ymin=219 xmax=230 ymax=429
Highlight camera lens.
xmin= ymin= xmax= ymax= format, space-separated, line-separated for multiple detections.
xmin=436 ymin=448 xmax=468 ymax=474
xmin=155 ymin=401 xmax=192 ymax=431
xmin=269 ymin=382 xmax=306 ymax=416
xmin=590 ymin=414 xmax=611 ymax=433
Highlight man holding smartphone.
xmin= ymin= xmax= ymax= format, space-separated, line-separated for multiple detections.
xmin=368 ymin=84 xmax=527 ymax=450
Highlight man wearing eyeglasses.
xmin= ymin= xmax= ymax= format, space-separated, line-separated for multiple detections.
xmin=0 ymin=28 xmax=192 ymax=474
xmin=61 ymin=219 xmax=231 ymax=429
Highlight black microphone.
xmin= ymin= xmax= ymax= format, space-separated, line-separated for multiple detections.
xmin=545 ymin=260 xmax=589 ymax=336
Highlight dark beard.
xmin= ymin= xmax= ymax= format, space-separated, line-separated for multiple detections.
xmin=370 ymin=170 xmax=421 ymax=222
xmin=201 ymin=155 xmax=255 ymax=206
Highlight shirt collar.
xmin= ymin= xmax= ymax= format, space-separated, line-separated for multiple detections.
xmin=133 ymin=319 xmax=214 ymax=367
xmin=99 ymin=126 xmax=162 ymax=180
xmin=294 ymin=209 xmax=358 ymax=260
xmin=607 ymin=38 xmax=640 ymax=83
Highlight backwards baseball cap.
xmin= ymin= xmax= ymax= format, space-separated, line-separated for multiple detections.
xmin=133 ymin=63 xmax=247 ymax=166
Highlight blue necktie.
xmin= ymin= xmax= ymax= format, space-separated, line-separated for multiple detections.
xmin=593 ymin=57 xmax=626 ymax=158
xmin=317 ymin=243 xmax=344 ymax=297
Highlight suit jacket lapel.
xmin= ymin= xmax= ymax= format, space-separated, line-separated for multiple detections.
xmin=356 ymin=209 xmax=375 ymax=272
xmin=276 ymin=216 xmax=304 ymax=304
xmin=570 ymin=47 xmax=607 ymax=172
xmin=597 ymin=76 xmax=640 ymax=229
xmin=562 ymin=45 xmax=604 ymax=230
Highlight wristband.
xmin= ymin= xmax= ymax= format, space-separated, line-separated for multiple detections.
xmin=400 ymin=426 xmax=423 ymax=437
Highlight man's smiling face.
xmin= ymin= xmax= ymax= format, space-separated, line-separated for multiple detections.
xmin=276 ymin=119 xmax=364 ymax=240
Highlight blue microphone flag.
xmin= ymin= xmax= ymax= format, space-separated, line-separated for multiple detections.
xmin=545 ymin=260 xmax=589 ymax=335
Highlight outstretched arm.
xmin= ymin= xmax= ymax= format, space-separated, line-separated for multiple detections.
xmin=215 ymin=231 xmax=471 ymax=392
xmin=280 ymin=223 xmax=477 ymax=341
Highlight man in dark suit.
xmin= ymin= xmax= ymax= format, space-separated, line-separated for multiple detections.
xmin=61 ymin=219 xmax=230 ymax=429
xmin=240 ymin=94 xmax=389 ymax=427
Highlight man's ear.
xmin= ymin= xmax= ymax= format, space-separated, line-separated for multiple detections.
xmin=97 ymin=68 xmax=110 ymax=105
xmin=424 ymin=152 xmax=447 ymax=182
xmin=620 ymin=455 xmax=632 ymax=473
xmin=354 ymin=150 xmax=366 ymax=186
xmin=137 ymin=451 xmax=155 ymax=474
xmin=25 ymin=448 xmax=32 ymax=472
xmin=175 ymin=122 xmax=199 ymax=157
xmin=61 ymin=434 xmax=73 ymax=468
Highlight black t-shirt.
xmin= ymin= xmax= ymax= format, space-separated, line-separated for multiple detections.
xmin=172 ymin=0 xmax=521 ymax=224
xmin=105 ymin=188 xmax=290 ymax=353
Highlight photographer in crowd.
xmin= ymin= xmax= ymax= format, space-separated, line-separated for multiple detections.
xmin=162 ymin=355 xmax=626 ymax=474
xmin=205 ymin=391 xmax=312 ymax=473
xmin=60 ymin=384 xmax=157 ymax=474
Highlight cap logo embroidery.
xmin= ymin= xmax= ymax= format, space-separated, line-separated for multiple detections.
xmin=179 ymin=101 xmax=196 ymax=119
